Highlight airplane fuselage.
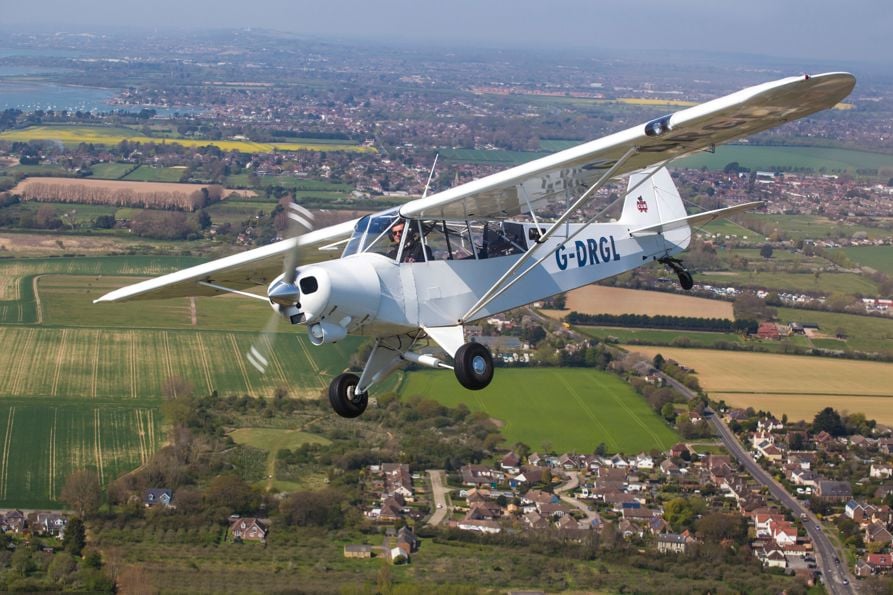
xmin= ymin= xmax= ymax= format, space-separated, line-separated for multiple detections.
xmin=294 ymin=219 xmax=690 ymax=343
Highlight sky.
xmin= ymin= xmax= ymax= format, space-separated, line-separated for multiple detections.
xmin=2 ymin=0 xmax=891 ymax=65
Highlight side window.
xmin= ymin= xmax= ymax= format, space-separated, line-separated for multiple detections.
xmin=482 ymin=222 xmax=526 ymax=258
xmin=419 ymin=221 xmax=477 ymax=260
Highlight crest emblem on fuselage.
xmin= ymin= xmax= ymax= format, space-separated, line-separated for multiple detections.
xmin=636 ymin=196 xmax=648 ymax=213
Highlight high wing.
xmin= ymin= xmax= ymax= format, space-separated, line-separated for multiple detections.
xmin=94 ymin=219 xmax=357 ymax=302
xmin=399 ymin=72 xmax=855 ymax=221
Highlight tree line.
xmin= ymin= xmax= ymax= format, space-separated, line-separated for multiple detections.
xmin=15 ymin=181 xmax=223 ymax=212
xmin=565 ymin=311 xmax=751 ymax=333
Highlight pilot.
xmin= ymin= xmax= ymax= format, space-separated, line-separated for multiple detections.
xmin=388 ymin=220 xmax=430 ymax=263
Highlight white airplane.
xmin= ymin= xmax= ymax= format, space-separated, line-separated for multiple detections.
xmin=96 ymin=72 xmax=855 ymax=418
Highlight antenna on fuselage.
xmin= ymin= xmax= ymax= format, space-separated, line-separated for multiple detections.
xmin=422 ymin=153 xmax=439 ymax=200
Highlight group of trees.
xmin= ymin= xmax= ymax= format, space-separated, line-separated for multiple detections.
xmin=811 ymin=406 xmax=876 ymax=437
xmin=129 ymin=209 xmax=210 ymax=240
xmin=17 ymin=181 xmax=223 ymax=212
xmin=566 ymin=312 xmax=743 ymax=333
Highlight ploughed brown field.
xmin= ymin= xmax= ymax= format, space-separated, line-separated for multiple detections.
xmin=541 ymin=285 xmax=734 ymax=320
xmin=623 ymin=346 xmax=893 ymax=426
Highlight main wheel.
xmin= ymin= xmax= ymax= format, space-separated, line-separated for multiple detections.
xmin=328 ymin=373 xmax=368 ymax=418
xmin=678 ymin=270 xmax=694 ymax=291
xmin=454 ymin=342 xmax=494 ymax=390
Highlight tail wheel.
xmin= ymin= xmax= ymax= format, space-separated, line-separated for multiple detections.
xmin=454 ymin=342 xmax=494 ymax=390
xmin=678 ymin=270 xmax=694 ymax=290
xmin=329 ymin=373 xmax=368 ymax=418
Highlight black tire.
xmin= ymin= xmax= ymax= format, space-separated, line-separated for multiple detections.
xmin=328 ymin=373 xmax=368 ymax=418
xmin=454 ymin=342 xmax=494 ymax=390
xmin=678 ymin=270 xmax=694 ymax=291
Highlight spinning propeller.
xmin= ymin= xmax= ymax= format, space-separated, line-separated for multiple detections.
xmin=245 ymin=201 xmax=315 ymax=374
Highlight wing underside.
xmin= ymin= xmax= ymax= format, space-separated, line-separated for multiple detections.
xmin=94 ymin=219 xmax=357 ymax=302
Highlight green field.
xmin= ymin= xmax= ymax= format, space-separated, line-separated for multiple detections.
xmin=775 ymin=307 xmax=893 ymax=355
xmin=229 ymin=428 xmax=332 ymax=491
xmin=400 ymin=368 xmax=679 ymax=454
xmin=578 ymin=326 xmax=745 ymax=348
xmin=122 ymin=165 xmax=187 ymax=183
xmin=698 ymin=218 xmax=767 ymax=242
xmin=0 ymin=255 xmax=361 ymax=507
xmin=697 ymin=270 xmax=878 ymax=296
xmin=6 ymin=201 xmax=119 ymax=226
xmin=839 ymin=245 xmax=893 ymax=274
xmin=89 ymin=162 xmax=137 ymax=179
xmin=674 ymin=145 xmax=893 ymax=177
xmin=0 ymin=325 xmax=358 ymax=400
xmin=0 ymin=400 xmax=161 ymax=508
xmin=745 ymin=213 xmax=892 ymax=241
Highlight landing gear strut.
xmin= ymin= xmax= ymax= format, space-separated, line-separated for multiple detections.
xmin=454 ymin=342 xmax=494 ymax=390
xmin=659 ymin=256 xmax=694 ymax=290
xmin=328 ymin=372 xmax=368 ymax=418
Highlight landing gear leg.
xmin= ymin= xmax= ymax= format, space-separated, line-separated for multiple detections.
xmin=328 ymin=372 xmax=368 ymax=418
xmin=659 ymin=256 xmax=694 ymax=291
xmin=454 ymin=342 xmax=494 ymax=390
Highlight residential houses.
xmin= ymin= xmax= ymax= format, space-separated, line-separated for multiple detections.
xmin=0 ymin=510 xmax=69 ymax=538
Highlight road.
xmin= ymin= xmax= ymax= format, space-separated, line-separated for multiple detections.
xmin=705 ymin=408 xmax=856 ymax=594
xmin=533 ymin=309 xmax=856 ymax=591
xmin=426 ymin=469 xmax=450 ymax=526
xmin=650 ymin=368 xmax=855 ymax=593
xmin=555 ymin=471 xmax=600 ymax=524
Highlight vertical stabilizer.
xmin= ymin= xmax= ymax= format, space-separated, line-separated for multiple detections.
xmin=619 ymin=167 xmax=687 ymax=227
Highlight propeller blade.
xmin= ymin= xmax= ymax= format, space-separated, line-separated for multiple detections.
xmin=246 ymin=198 xmax=315 ymax=376
xmin=283 ymin=202 xmax=314 ymax=285
xmin=246 ymin=310 xmax=282 ymax=374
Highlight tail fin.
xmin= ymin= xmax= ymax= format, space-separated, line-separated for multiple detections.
xmin=619 ymin=166 xmax=687 ymax=227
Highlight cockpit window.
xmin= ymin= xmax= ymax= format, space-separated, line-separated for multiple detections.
xmin=341 ymin=209 xmax=400 ymax=258
xmin=343 ymin=212 xmax=530 ymax=262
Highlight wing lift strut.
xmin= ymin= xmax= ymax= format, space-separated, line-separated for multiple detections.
xmin=460 ymin=147 xmax=668 ymax=323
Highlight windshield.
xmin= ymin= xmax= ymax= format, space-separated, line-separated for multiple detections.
xmin=341 ymin=208 xmax=400 ymax=258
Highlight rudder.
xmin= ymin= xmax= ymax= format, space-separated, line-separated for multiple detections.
xmin=619 ymin=167 xmax=687 ymax=227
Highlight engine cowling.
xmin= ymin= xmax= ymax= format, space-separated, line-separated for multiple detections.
xmin=297 ymin=258 xmax=381 ymax=345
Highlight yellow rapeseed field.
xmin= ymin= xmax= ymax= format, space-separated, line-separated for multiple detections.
xmin=623 ymin=346 xmax=893 ymax=425
xmin=0 ymin=126 xmax=376 ymax=154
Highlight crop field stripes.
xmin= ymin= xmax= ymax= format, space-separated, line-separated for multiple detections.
xmin=8 ymin=329 xmax=36 ymax=395
xmin=51 ymin=329 xmax=70 ymax=396
xmin=554 ymin=372 xmax=619 ymax=451
xmin=91 ymin=330 xmax=101 ymax=398
xmin=195 ymin=335 xmax=215 ymax=394
xmin=32 ymin=276 xmax=43 ymax=323
xmin=161 ymin=332 xmax=176 ymax=386
xmin=48 ymin=408 xmax=57 ymax=500
xmin=129 ymin=331 xmax=138 ymax=399
xmin=93 ymin=409 xmax=105 ymax=484
xmin=591 ymin=375 xmax=668 ymax=450
xmin=228 ymin=334 xmax=255 ymax=396
xmin=134 ymin=409 xmax=150 ymax=464
xmin=0 ymin=407 xmax=15 ymax=499
xmin=294 ymin=335 xmax=324 ymax=389
xmin=264 ymin=336 xmax=290 ymax=385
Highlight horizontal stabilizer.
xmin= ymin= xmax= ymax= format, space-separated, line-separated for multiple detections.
xmin=628 ymin=201 xmax=762 ymax=236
